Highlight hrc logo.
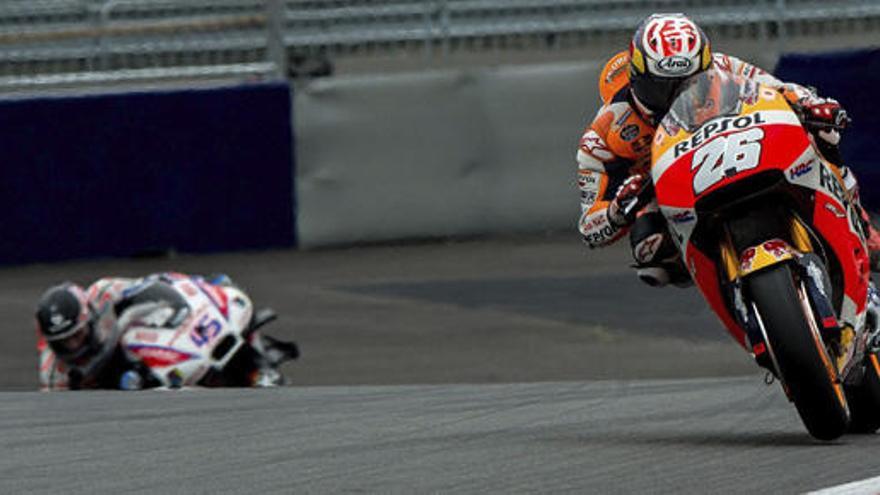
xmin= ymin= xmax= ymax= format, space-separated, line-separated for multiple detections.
xmin=788 ymin=160 xmax=814 ymax=180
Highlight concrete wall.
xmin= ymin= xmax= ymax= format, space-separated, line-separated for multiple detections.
xmin=294 ymin=61 xmax=605 ymax=248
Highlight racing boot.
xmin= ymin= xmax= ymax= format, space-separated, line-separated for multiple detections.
xmin=246 ymin=333 xmax=299 ymax=387
xmin=630 ymin=210 xmax=692 ymax=288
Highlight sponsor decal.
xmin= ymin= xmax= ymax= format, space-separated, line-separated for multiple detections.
xmin=605 ymin=55 xmax=629 ymax=84
xmin=762 ymin=239 xmax=792 ymax=259
xmin=673 ymin=112 xmax=767 ymax=158
xmin=819 ymin=164 xmax=846 ymax=204
xmin=584 ymin=227 xmax=618 ymax=247
xmin=660 ymin=116 xmax=682 ymax=137
xmin=671 ymin=210 xmax=696 ymax=223
xmin=741 ymin=80 xmax=760 ymax=105
xmin=133 ymin=331 xmax=159 ymax=343
xmin=788 ymin=159 xmax=814 ymax=179
xmin=824 ymin=202 xmax=845 ymax=218
xmin=739 ymin=247 xmax=757 ymax=273
xmin=620 ymin=124 xmax=640 ymax=142
xmin=657 ymin=55 xmax=693 ymax=75
xmin=48 ymin=311 xmax=71 ymax=334
xmin=635 ymin=234 xmax=663 ymax=263
xmin=615 ymin=108 xmax=633 ymax=127
xmin=577 ymin=170 xmax=599 ymax=187
xmin=714 ymin=54 xmax=732 ymax=72
xmin=583 ymin=213 xmax=608 ymax=230
xmin=128 ymin=345 xmax=195 ymax=368
xmin=760 ymin=88 xmax=778 ymax=101
xmin=740 ymin=240 xmax=795 ymax=275
xmin=580 ymin=212 xmax=620 ymax=247
xmin=581 ymin=190 xmax=598 ymax=204
xmin=580 ymin=130 xmax=613 ymax=161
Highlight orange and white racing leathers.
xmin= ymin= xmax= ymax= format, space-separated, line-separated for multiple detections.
xmin=577 ymin=51 xmax=855 ymax=253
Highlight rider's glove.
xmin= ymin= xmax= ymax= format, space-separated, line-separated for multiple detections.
xmin=797 ymin=97 xmax=851 ymax=134
xmin=608 ymin=173 xmax=652 ymax=227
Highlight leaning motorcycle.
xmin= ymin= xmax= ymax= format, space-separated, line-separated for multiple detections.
xmin=650 ymin=69 xmax=880 ymax=440
xmin=117 ymin=275 xmax=298 ymax=388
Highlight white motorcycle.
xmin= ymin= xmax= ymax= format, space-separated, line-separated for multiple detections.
xmin=116 ymin=275 xmax=298 ymax=389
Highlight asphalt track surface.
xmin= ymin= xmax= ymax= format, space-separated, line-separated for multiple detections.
xmin=3 ymin=234 xmax=880 ymax=493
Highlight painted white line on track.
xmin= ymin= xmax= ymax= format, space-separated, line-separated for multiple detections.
xmin=806 ymin=475 xmax=880 ymax=495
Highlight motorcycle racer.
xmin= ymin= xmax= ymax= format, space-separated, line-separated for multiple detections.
xmin=36 ymin=282 xmax=155 ymax=390
xmin=577 ymin=13 xmax=877 ymax=286
xmin=36 ymin=272 xmax=295 ymax=391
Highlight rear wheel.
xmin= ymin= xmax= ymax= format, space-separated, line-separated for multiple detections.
xmin=747 ymin=263 xmax=850 ymax=440
xmin=846 ymin=353 xmax=880 ymax=433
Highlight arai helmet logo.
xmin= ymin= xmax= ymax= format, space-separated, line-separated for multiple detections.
xmin=657 ymin=56 xmax=692 ymax=75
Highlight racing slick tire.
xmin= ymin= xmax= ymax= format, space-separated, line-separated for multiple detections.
xmin=747 ymin=263 xmax=850 ymax=441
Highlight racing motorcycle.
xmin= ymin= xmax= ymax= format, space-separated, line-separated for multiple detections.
xmin=648 ymin=69 xmax=880 ymax=440
xmin=116 ymin=275 xmax=299 ymax=389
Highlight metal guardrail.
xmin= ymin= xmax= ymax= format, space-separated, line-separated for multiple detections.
xmin=0 ymin=0 xmax=878 ymax=89
xmin=279 ymin=0 xmax=880 ymax=49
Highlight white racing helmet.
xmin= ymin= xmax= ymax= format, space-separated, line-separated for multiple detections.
xmin=629 ymin=13 xmax=713 ymax=118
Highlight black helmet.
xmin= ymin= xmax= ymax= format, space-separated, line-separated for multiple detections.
xmin=629 ymin=13 xmax=713 ymax=118
xmin=35 ymin=283 xmax=103 ymax=366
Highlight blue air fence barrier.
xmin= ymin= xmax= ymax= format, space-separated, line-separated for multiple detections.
xmin=775 ymin=48 xmax=880 ymax=211
xmin=0 ymin=82 xmax=295 ymax=264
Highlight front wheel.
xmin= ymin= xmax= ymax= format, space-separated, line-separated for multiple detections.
xmin=747 ymin=263 xmax=850 ymax=440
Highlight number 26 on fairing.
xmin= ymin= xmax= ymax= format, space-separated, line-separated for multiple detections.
xmin=691 ymin=128 xmax=765 ymax=195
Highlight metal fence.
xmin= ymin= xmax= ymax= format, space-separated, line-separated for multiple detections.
xmin=1 ymin=0 xmax=879 ymax=90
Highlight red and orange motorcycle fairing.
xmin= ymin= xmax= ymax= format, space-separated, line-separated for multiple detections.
xmin=651 ymin=72 xmax=870 ymax=348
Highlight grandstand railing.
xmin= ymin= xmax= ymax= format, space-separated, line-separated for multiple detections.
xmin=0 ymin=0 xmax=878 ymax=89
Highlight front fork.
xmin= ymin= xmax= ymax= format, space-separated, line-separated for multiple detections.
xmin=720 ymin=216 xmax=875 ymax=388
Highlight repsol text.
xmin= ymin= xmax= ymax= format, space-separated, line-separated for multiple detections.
xmin=674 ymin=113 xmax=766 ymax=158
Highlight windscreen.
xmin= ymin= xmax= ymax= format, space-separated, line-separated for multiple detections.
xmin=664 ymin=69 xmax=745 ymax=133
xmin=115 ymin=281 xmax=190 ymax=329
